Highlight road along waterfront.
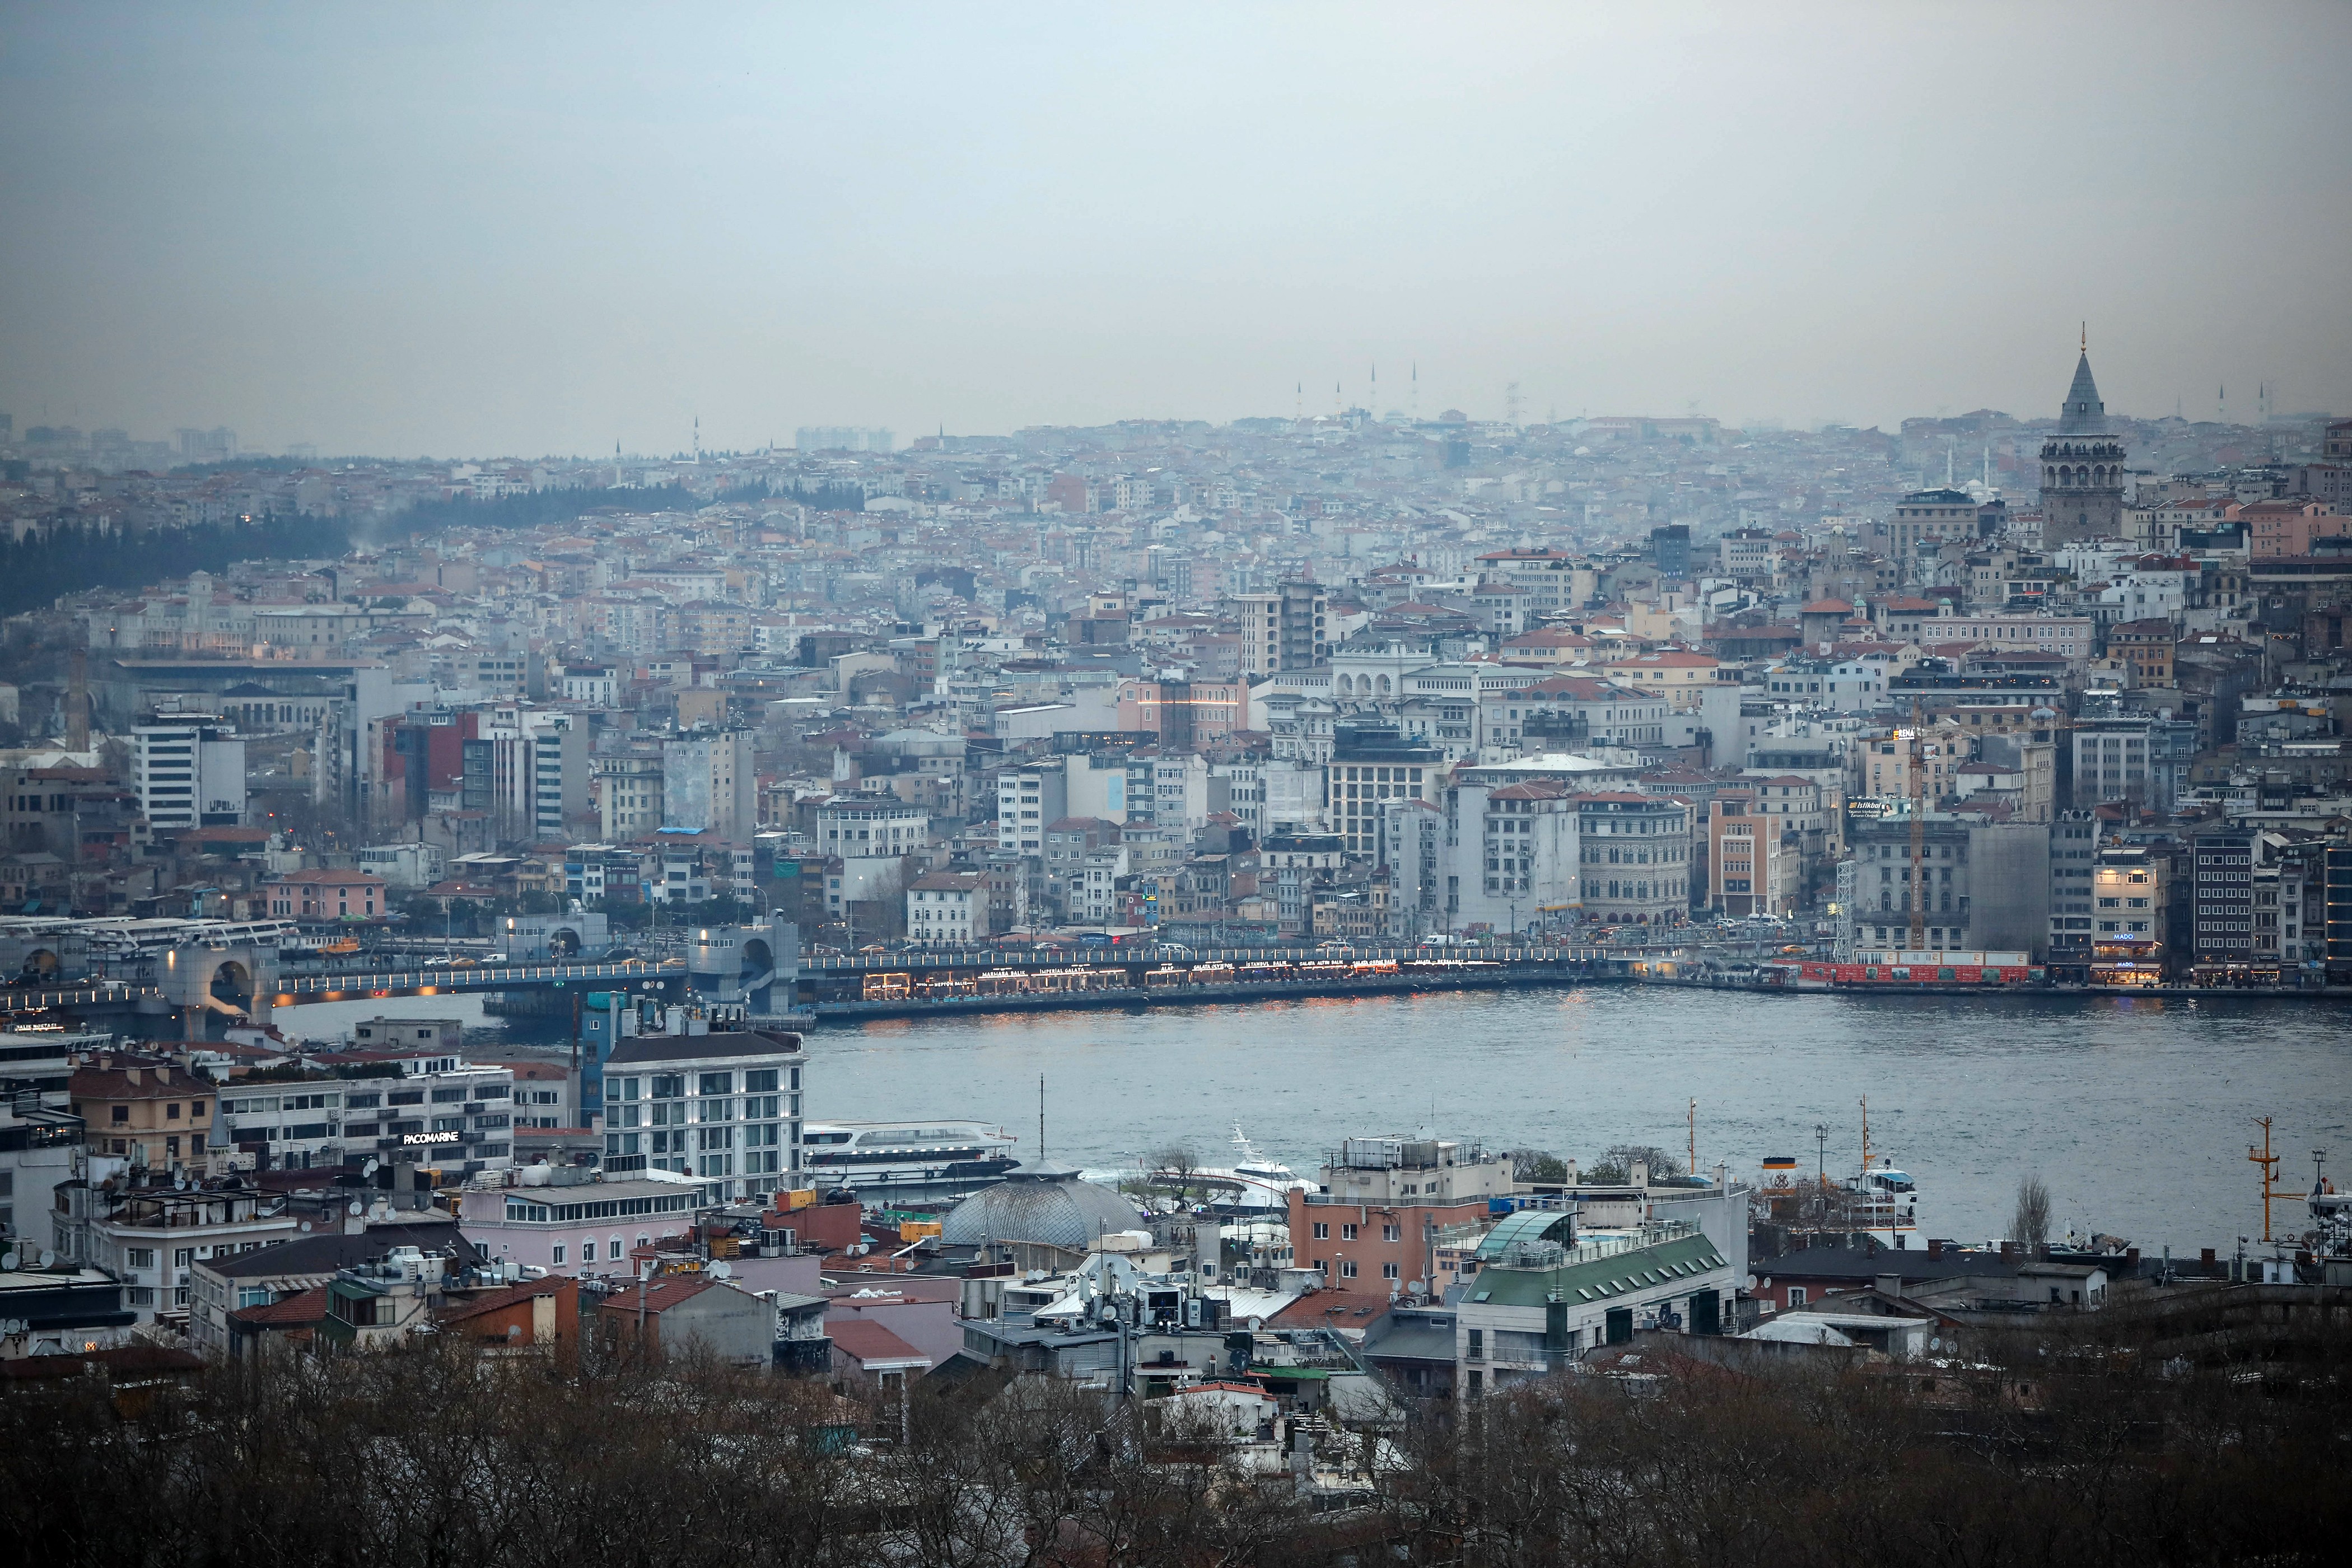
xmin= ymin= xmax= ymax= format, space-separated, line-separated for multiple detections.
xmin=802 ymin=984 xmax=2351 ymax=1256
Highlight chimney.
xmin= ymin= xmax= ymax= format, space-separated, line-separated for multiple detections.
xmin=125 ymin=1066 xmax=142 ymax=1085
xmin=68 ymin=648 xmax=88 ymax=753
xmin=1875 ymin=1272 xmax=1903 ymax=1300
xmin=1926 ymin=1238 xmax=1944 ymax=1258
xmin=1999 ymin=1239 xmax=2015 ymax=1258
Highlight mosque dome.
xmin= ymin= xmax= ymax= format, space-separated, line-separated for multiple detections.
xmin=938 ymin=1160 xmax=1144 ymax=1252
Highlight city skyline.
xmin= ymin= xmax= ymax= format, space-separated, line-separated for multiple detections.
xmin=4 ymin=5 xmax=2348 ymax=456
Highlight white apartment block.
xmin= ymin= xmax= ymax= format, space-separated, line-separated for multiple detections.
xmin=1442 ymin=779 xmax=1583 ymax=936
xmin=134 ymin=717 xmax=246 ymax=830
xmin=603 ymin=1029 xmax=807 ymax=1201
xmin=816 ymin=797 xmax=932 ymax=861
xmin=997 ymin=762 xmax=1068 ymax=855
xmin=907 ymin=871 xmax=982 ymax=944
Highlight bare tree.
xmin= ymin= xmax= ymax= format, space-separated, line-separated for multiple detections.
xmin=1152 ymin=1141 xmax=1204 ymax=1203
xmin=2012 ymin=1172 xmax=2053 ymax=1249
xmin=1508 ymin=1147 xmax=1568 ymax=1183
xmin=1588 ymin=1142 xmax=1686 ymax=1183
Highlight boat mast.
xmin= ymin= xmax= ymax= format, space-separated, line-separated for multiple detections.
xmin=2250 ymin=1116 xmax=2283 ymax=1242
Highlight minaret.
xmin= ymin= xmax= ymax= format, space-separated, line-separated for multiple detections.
xmin=2037 ymin=328 xmax=2127 ymax=547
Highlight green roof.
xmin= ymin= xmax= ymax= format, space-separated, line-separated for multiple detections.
xmin=1464 ymin=1231 xmax=1724 ymax=1308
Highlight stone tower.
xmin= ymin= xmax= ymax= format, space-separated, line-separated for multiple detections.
xmin=2038 ymin=338 xmax=2126 ymax=546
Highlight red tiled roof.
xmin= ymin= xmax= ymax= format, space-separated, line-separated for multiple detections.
xmin=595 ymin=1277 xmax=716 ymax=1316
xmin=229 ymin=1284 xmax=330 ymax=1328
xmin=437 ymin=1278 xmax=570 ymax=1325
xmin=827 ymin=1317 xmax=929 ymax=1367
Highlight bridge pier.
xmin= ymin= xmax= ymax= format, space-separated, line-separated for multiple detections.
xmin=684 ymin=922 xmax=794 ymax=1007
xmin=163 ymin=942 xmax=278 ymax=1040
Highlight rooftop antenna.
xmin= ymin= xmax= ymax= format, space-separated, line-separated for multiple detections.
xmin=1411 ymin=361 xmax=1418 ymax=422
xmin=1687 ymin=1097 xmax=1697 ymax=1178
xmin=1295 ymin=381 xmax=1302 ymax=422
xmin=1039 ymin=1072 xmax=1046 ymax=1161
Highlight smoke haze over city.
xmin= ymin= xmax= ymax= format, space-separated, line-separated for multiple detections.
xmin=4 ymin=3 xmax=2349 ymax=456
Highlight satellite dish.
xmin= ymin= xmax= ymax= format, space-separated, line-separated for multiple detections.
xmin=0 ymin=1250 xmax=16 ymax=1271
xmin=1930 ymin=1336 xmax=1943 ymax=1352
xmin=363 ymin=1159 xmax=380 ymax=1177
xmin=299 ymin=1221 xmax=313 ymax=1233
xmin=348 ymin=1200 xmax=364 ymax=1216
xmin=38 ymin=1250 xmax=54 ymax=1268
xmin=708 ymin=1261 xmax=732 ymax=1280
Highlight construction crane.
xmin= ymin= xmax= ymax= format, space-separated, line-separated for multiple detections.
xmin=1907 ymin=698 xmax=1927 ymax=951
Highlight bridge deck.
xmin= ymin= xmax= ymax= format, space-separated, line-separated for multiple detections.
xmin=804 ymin=944 xmax=1647 ymax=972
xmin=0 ymin=959 xmax=684 ymax=1015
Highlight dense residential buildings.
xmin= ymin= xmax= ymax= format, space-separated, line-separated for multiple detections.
xmin=0 ymin=345 xmax=2342 ymax=971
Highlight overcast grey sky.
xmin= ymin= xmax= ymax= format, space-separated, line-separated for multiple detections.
xmin=3 ymin=3 xmax=2348 ymax=457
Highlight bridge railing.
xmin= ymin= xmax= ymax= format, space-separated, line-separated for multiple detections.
xmin=278 ymin=959 xmax=679 ymax=996
xmin=0 ymin=982 xmax=153 ymax=1012
xmin=802 ymin=944 xmax=1651 ymax=972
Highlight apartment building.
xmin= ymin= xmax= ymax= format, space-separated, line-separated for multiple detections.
xmin=67 ymin=1060 xmax=215 ymax=1170
xmin=1234 ymin=581 xmax=1327 ymax=676
xmin=1326 ymin=726 xmax=1442 ymax=856
xmin=595 ymin=752 xmax=665 ymax=839
xmin=298 ymin=1047 xmax=520 ymax=1173
xmin=1706 ymin=787 xmax=1800 ymax=917
xmin=661 ymin=727 xmax=754 ymax=841
xmin=133 ymin=717 xmax=246 ymax=830
xmin=61 ymin=1180 xmax=299 ymax=1323
xmin=1441 ymin=778 xmax=1581 ymax=936
xmin=1286 ymin=1138 xmax=1513 ymax=1290
xmin=907 ymin=871 xmax=983 ymax=945
xmin=1576 ymin=792 xmax=1692 ymax=927
xmin=601 ymin=1027 xmax=807 ymax=1201
xmin=2190 ymin=829 xmax=2260 ymax=979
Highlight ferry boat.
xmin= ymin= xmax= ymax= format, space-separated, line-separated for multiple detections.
xmin=1775 ymin=949 xmax=2041 ymax=989
xmin=801 ymin=1119 xmax=1019 ymax=1200
xmin=1753 ymin=1100 xmax=1924 ymax=1250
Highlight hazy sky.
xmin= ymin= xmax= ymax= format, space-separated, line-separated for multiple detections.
xmin=4 ymin=3 xmax=2349 ymax=457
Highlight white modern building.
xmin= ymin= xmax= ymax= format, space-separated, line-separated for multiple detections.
xmin=602 ymin=1026 xmax=806 ymax=1201
xmin=133 ymin=717 xmax=246 ymax=830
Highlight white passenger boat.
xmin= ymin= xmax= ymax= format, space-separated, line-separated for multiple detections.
xmin=801 ymin=1118 xmax=1019 ymax=1196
